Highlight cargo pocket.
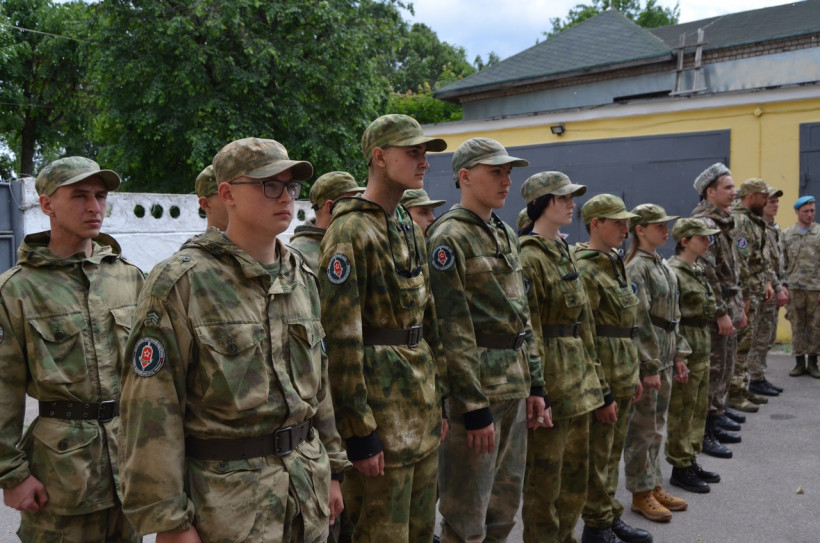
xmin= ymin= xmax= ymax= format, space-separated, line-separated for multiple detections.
xmin=110 ymin=306 xmax=136 ymax=356
xmin=297 ymin=433 xmax=331 ymax=530
xmin=286 ymin=319 xmax=325 ymax=400
xmin=558 ymin=275 xmax=588 ymax=321
xmin=196 ymin=323 xmax=269 ymax=411
xmin=479 ymin=348 xmax=510 ymax=388
xmin=27 ymin=314 xmax=88 ymax=384
xmin=398 ymin=272 xmax=427 ymax=310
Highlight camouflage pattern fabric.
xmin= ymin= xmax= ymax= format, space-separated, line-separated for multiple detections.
xmin=665 ymin=257 xmax=715 ymax=468
xmin=0 ymin=232 xmax=143 ymax=541
xmin=732 ymin=205 xmax=770 ymax=301
xmin=748 ymin=219 xmax=786 ymax=378
xmin=783 ymin=223 xmax=820 ymax=355
xmin=119 ymin=229 xmax=349 ymax=539
xmin=288 ymin=219 xmax=325 ymax=274
xmin=439 ymin=399 xmax=526 ymax=543
xmin=731 ymin=302 xmax=760 ymax=397
xmin=19 ymin=503 xmax=139 ymax=543
xmin=785 ymin=289 xmax=820 ymax=356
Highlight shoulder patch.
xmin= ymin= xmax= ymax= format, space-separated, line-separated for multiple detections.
xmin=523 ymin=276 xmax=531 ymax=294
xmin=132 ymin=337 xmax=166 ymax=377
xmin=708 ymin=235 xmax=716 ymax=247
xmin=736 ymin=237 xmax=748 ymax=249
xmin=631 ymin=281 xmax=639 ymax=295
xmin=0 ymin=325 xmax=4 ymax=344
xmin=431 ymin=245 xmax=455 ymax=271
xmin=327 ymin=253 xmax=352 ymax=285
xmin=144 ymin=311 xmax=161 ymax=328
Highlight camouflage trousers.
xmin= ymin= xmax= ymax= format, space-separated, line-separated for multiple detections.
xmin=708 ymin=326 xmax=737 ymax=416
xmin=19 ymin=505 xmax=140 ymax=543
xmin=786 ymin=289 xmax=820 ymax=355
xmin=343 ymin=448 xmax=438 ymax=543
xmin=731 ymin=301 xmax=761 ymax=397
xmin=748 ymin=299 xmax=779 ymax=380
xmin=439 ymin=398 xmax=526 ymax=543
xmin=522 ymin=411 xmax=591 ymax=543
xmin=624 ymin=366 xmax=673 ymax=493
xmin=665 ymin=362 xmax=709 ymax=468
xmin=583 ymin=393 xmax=634 ymax=529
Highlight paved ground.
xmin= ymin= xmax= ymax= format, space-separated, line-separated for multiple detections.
xmin=2 ymin=353 xmax=818 ymax=542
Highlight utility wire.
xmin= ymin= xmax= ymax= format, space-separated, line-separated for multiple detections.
xmin=1 ymin=21 xmax=91 ymax=44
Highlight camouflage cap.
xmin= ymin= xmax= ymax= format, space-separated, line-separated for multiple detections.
xmin=737 ymin=178 xmax=769 ymax=197
xmin=581 ymin=194 xmax=637 ymax=225
xmin=309 ymin=171 xmax=364 ymax=209
xmin=629 ymin=203 xmax=680 ymax=230
xmin=766 ymin=184 xmax=783 ymax=198
xmin=516 ymin=208 xmax=531 ymax=231
xmin=521 ymin=171 xmax=586 ymax=204
xmin=794 ymin=195 xmax=815 ymax=209
xmin=361 ymin=114 xmax=447 ymax=163
xmin=195 ymin=165 xmax=218 ymax=198
xmin=451 ymin=138 xmax=528 ymax=181
xmin=672 ymin=217 xmax=720 ymax=242
xmin=693 ymin=162 xmax=731 ymax=194
xmin=35 ymin=156 xmax=120 ymax=196
xmin=213 ymin=137 xmax=313 ymax=183
xmin=401 ymin=188 xmax=446 ymax=209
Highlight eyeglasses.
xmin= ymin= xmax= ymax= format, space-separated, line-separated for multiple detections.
xmin=228 ymin=179 xmax=303 ymax=199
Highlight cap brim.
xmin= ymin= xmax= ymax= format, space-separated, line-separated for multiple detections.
xmin=768 ymin=189 xmax=783 ymax=197
xmin=599 ymin=210 xmax=639 ymax=220
xmin=395 ymin=136 xmax=448 ymax=152
xmin=646 ymin=214 xmax=680 ymax=223
xmin=479 ymin=154 xmax=530 ymax=168
xmin=65 ymin=169 xmax=121 ymax=191
xmin=554 ymin=183 xmax=587 ymax=197
xmin=413 ymin=199 xmax=446 ymax=208
xmin=246 ymin=160 xmax=314 ymax=182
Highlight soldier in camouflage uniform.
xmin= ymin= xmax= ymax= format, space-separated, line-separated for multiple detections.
xmin=691 ymin=163 xmax=748 ymax=459
xmin=748 ymin=187 xmax=788 ymax=394
xmin=119 ymin=138 xmax=350 ymax=542
xmin=288 ymin=171 xmax=364 ymax=274
xmin=783 ymin=195 xmax=820 ymax=378
xmin=0 ymin=157 xmax=144 ymax=542
xmin=196 ymin=164 xmax=228 ymax=231
xmin=577 ymin=195 xmax=652 ymax=543
xmin=623 ymin=204 xmax=691 ymax=523
xmin=517 ymin=173 xmax=616 ymax=543
xmin=729 ymin=179 xmax=776 ymax=406
xmin=401 ymin=188 xmax=446 ymax=236
xmin=427 ymin=138 xmax=548 ymax=543
xmin=319 ymin=115 xmax=447 ymax=543
xmin=665 ymin=219 xmax=722 ymax=495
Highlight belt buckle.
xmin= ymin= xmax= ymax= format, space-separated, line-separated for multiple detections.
xmin=513 ymin=332 xmax=526 ymax=351
xmin=98 ymin=400 xmax=117 ymax=422
xmin=407 ymin=325 xmax=422 ymax=348
xmin=572 ymin=322 xmax=582 ymax=338
xmin=629 ymin=326 xmax=639 ymax=340
xmin=667 ymin=321 xmax=678 ymax=332
xmin=274 ymin=426 xmax=294 ymax=457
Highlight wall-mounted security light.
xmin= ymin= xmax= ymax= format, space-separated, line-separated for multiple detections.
xmin=550 ymin=124 xmax=565 ymax=136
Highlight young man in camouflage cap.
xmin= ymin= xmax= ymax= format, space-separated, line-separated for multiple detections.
xmin=401 ymin=188 xmax=446 ymax=236
xmin=0 ymin=157 xmax=144 ymax=542
xmin=288 ymin=171 xmax=364 ymax=274
xmin=427 ymin=137 xmax=547 ymax=542
xmin=319 ymin=114 xmax=447 ymax=542
xmin=195 ymin=164 xmax=228 ymax=231
xmin=119 ymin=137 xmax=350 ymax=542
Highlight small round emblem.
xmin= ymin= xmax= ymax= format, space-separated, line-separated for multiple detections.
xmin=431 ymin=245 xmax=455 ymax=271
xmin=327 ymin=253 xmax=352 ymax=285
xmin=132 ymin=337 xmax=166 ymax=377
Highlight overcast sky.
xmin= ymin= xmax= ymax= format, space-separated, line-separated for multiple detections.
xmin=404 ymin=0 xmax=800 ymax=62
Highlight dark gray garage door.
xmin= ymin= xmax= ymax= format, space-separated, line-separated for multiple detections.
xmin=426 ymin=130 xmax=730 ymax=257
xmin=800 ymin=123 xmax=820 ymax=201
xmin=1 ymin=180 xmax=24 ymax=273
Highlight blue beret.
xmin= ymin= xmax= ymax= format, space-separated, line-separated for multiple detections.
xmin=794 ymin=195 xmax=816 ymax=209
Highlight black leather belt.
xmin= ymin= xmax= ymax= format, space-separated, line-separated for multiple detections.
xmin=542 ymin=322 xmax=582 ymax=338
xmin=186 ymin=420 xmax=313 ymax=461
xmin=362 ymin=325 xmax=422 ymax=347
xmin=680 ymin=317 xmax=709 ymax=328
xmin=596 ymin=325 xmax=638 ymax=339
xmin=475 ymin=332 xmax=526 ymax=351
xmin=39 ymin=400 xmax=119 ymax=422
xmin=650 ymin=315 xmax=678 ymax=332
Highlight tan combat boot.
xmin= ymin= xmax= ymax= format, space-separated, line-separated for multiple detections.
xmin=631 ymin=490 xmax=672 ymax=522
xmin=790 ymin=355 xmax=807 ymax=377
xmin=653 ymin=486 xmax=688 ymax=511
xmin=743 ymin=387 xmax=768 ymax=405
xmin=807 ymin=355 xmax=820 ymax=379
xmin=726 ymin=392 xmax=759 ymax=413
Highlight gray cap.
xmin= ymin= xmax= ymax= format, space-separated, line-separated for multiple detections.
xmin=628 ymin=203 xmax=680 ymax=231
xmin=672 ymin=218 xmax=720 ymax=242
xmin=516 ymin=208 xmax=531 ymax=231
xmin=361 ymin=114 xmax=447 ymax=163
xmin=581 ymin=194 xmax=637 ymax=225
xmin=451 ymin=138 xmax=528 ymax=181
xmin=694 ymin=163 xmax=731 ymax=195
xmin=737 ymin=178 xmax=769 ymax=198
xmin=401 ymin=189 xmax=446 ymax=209
xmin=309 ymin=171 xmax=364 ymax=209
xmin=766 ymin=184 xmax=783 ymax=198
xmin=195 ymin=165 xmax=218 ymax=198
xmin=521 ymin=171 xmax=586 ymax=204
xmin=213 ymin=137 xmax=313 ymax=184
xmin=35 ymin=157 xmax=120 ymax=196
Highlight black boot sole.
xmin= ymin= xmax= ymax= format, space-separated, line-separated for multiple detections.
xmin=670 ymin=477 xmax=711 ymax=494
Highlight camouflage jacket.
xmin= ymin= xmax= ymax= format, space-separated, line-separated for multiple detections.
xmin=731 ymin=205 xmax=770 ymax=300
xmin=574 ymin=245 xmax=641 ymax=398
xmin=0 ymin=232 xmax=144 ymax=515
xmin=669 ymin=257 xmax=716 ymax=371
xmin=287 ymin=219 xmax=324 ymax=275
xmin=765 ymin=219 xmax=785 ymax=292
xmin=426 ymin=206 xmax=543 ymax=428
xmin=319 ymin=197 xmax=443 ymax=468
xmin=691 ymin=200 xmax=744 ymax=325
xmin=119 ymin=229 xmax=349 ymax=535
xmin=783 ymin=222 xmax=820 ymax=290
xmin=520 ymin=234 xmax=606 ymax=420
xmin=626 ymin=250 xmax=691 ymax=376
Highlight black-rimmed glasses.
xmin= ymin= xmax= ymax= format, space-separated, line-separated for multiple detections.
xmin=228 ymin=180 xmax=302 ymax=199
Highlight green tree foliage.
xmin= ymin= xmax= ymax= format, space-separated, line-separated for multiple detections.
xmin=0 ymin=0 xmax=93 ymax=178
xmin=91 ymin=0 xmax=407 ymax=192
xmin=547 ymin=0 xmax=679 ymax=37
xmin=392 ymin=23 xmax=475 ymax=93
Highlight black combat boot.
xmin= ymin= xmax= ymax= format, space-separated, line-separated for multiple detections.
xmin=670 ymin=465 xmax=710 ymax=493
xmin=611 ymin=518 xmax=652 ymax=543
xmin=691 ymin=460 xmax=720 ymax=483
xmin=581 ymin=525 xmax=625 ymax=543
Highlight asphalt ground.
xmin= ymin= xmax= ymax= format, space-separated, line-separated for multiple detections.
xmin=2 ymin=352 xmax=818 ymax=542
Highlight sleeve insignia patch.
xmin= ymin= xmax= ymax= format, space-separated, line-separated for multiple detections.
xmin=144 ymin=311 xmax=160 ymax=328
xmin=431 ymin=245 xmax=455 ymax=271
xmin=132 ymin=337 xmax=166 ymax=377
xmin=523 ymin=276 xmax=531 ymax=294
xmin=631 ymin=281 xmax=639 ymax=295
xmin=327 ymin=253 xmax=352 ymax=285
xmin=736 ymin=237 xmax=748 ymax=249
xmin=0 ymin=325 xmax=4 ymax=344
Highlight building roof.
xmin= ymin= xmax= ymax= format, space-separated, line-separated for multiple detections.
xmin=435 ymin=0 xmax=820 ymax=101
